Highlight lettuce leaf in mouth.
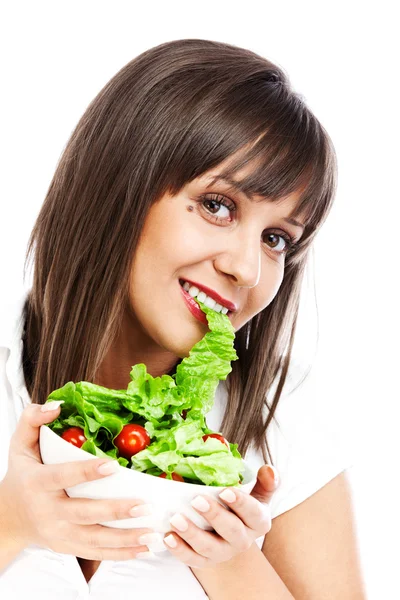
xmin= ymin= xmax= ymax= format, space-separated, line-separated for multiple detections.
xmin=46 ymin=300 xmax=244 ymax=485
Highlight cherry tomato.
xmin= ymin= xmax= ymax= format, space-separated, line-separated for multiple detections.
xmin=61 ymin=427 xmax=87 ymax=448
xmin=114 ymin=424 xmax=151 ymax=460
xmin=158 ymin=472 xmax=185 ymax=482
xmin=202 ymin=433 xmax=229 ymax=448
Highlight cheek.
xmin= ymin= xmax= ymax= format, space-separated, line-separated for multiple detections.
xmin=241 ymin=267 xmax=284 ymax=323
xmin=268 ymin=266 xmax=285 ymax=301
xmin=257 ymin=260 xmax=284 ymax=300
xmin=136 ymin=204 xmax=206 ymax=271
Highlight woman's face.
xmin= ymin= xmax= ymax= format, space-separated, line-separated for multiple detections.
xmin=128 ymin=162 xmax=305 ymax=360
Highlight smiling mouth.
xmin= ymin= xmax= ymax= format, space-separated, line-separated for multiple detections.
xmin=178 ymin=279 xmax=233 ymax=317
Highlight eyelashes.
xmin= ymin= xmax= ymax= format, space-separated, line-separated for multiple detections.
xmin=200 ymin=193 xmax=236 ymax=221
xmin=194 ymin=193 xmax=299 ymax=255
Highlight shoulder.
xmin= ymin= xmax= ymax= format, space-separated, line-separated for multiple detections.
xmin=241 ymin=355 xmax=355 ymax=520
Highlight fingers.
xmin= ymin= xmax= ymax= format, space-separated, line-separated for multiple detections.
xmin=78 ymin=546 xmax=152 ymax=561
xmin=62 ymin=539 xmax=152 ymax=562
xmin=215 ymin=489 xmax=272 ymax=533
xmin=73 ymin=523 xmax=158 ymax=550
xmin=163 ymin=532 xmax=214 ymax=569
xmin=166 ymin=513 xmax=232 ymax=565
xmin=166 ymin=491 xmax=271 ymax=560
xmin=164 ymin=491 xmax=271 ymax=565
xmin=10 ymin=403 xmax=63 ymax=460
xmin=40 ymin=457 xmax=121 ymax=492
xmin=57 ymin=496 xmax=152 ymax=525
xmin=250 ymin=464 xmax=280 ymax=504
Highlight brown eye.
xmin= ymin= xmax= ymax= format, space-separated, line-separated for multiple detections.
xmin=262 ymin=231 xmax=294 ymax=254
xmin=204 ymin=198 xmax=223 ymax=214
xmin=264 ymin=233 xmax=280 ymax=248
xmin=199 ymin=193 xmax=236 ymax=222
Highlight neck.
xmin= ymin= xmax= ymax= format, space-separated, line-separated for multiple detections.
xmin=93 ymin=309 xmax=180 ymax=389
xmin=94 ymin=348 xmax=180 ymax=389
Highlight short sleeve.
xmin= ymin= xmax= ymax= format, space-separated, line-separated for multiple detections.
xmin=207 ymin=356 xmax=355 ymax=524
xmin=266 ymin=358 xmax=355 ymax=519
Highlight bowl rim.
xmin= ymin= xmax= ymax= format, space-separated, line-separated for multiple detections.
xmin=40 ymin=424 xmax=257 ymax=490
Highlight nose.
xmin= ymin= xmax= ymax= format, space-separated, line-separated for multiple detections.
xmin=213 ymin=231 xmax=261 ymax=289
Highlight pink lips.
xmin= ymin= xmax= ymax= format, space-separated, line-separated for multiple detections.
xmin=180 ymin=285 xmax=209 ymax=325
xmin=179 ymin=279 xmax=237 ymax=312
xmin=179 ymin=282 xmax=235 ymax=326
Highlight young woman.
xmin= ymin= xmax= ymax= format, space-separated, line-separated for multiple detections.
xmin=0 ymin=39 xmax=366 ymax=598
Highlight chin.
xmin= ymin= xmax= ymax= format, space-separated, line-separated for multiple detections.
xmin=164 ymin=330 xmax=204 ymax=360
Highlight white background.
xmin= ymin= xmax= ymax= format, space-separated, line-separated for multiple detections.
xmin=1 ymin=1 xmax=398 ymax=597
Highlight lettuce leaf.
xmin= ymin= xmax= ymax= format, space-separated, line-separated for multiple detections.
xmin=46 ymin=300 xmax=242 ymax=485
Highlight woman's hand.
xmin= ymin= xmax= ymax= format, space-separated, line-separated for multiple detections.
xmin=162 ymin=464 xmax=279 ymax=568
xmin=0 ymin=402 xmax=156 ymax=561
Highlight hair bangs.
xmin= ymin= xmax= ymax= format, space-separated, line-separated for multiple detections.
xmin=215 ymin=121 xmax=336 ymax=235
xmin=162 ymin=86 xmax=337 ymax=254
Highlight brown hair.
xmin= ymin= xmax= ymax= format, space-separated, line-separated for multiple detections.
xmin=22 ymin=39 xmax=337 ymax=464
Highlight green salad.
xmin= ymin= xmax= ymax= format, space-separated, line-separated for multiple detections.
xmin=45 ymin=299 xmax=245 ymax=486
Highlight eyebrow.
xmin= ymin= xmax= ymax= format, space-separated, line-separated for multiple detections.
xmin=206 ymin=175 xmax=305 ymax=231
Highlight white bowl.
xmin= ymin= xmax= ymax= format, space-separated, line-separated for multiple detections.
xmin=39 ymin=425 xmax=257 ymax=553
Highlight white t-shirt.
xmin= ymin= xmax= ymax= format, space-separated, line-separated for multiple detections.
xmin=0 ymin=289 xmax=354 ymax=599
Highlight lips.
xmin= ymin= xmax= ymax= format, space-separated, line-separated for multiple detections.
xmin=179 ymin=282 xmax=236 ymax=326
xmin=180 ymin=285 xmax=209 ymax=325
xmin=178 ymin=279 xmax=237 ymax=313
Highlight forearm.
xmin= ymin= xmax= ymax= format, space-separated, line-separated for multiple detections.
xmin=0 ymin=482 xmax=26 ymax=572
xmin=191 ymin=542 xmax=294 ymax=600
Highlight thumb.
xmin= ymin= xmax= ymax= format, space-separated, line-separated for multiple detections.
xmin=10 ymin=401 xmax=64 ymax=461
xmin=250 ymin=464 xmax=280 ymax=504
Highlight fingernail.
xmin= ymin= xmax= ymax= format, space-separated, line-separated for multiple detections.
xmin=219 ymin=489 xmax=236 ymax=503
xmin=138 ymin=532 xmax=162 ymax=545
xmin=41 ymin=400 xmax=64 ymax=412
xmin=164 ymin=534 xmax=178 ymax=548
xmin=170 ymin=513 xmax=188 ymax=532
xmin=191 ymin=496 xmax=210 ymax=512
xmin=97 ymin=461 xmax=119 ymax=475
xmin=136 ymin=551 xmax=155 ymax=560
xmin=129 ymin=504 xmax=153 ymax=517
xmin=267 ymin=465 xmax=280 ymax=486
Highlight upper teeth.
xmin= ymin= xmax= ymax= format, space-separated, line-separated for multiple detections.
xmin=182 ymin=281 xmax=229 ymax=314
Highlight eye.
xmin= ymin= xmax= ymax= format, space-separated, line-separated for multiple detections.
xmin=198 ymin=193 xmax=236 ymax=222
xmin=262 ymin=231 xmax=296 ymax=254
xmin=196 ymin=193 xmax=298 ymax=255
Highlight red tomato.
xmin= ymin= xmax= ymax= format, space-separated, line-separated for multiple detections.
xmin=114 ymin=424 xmax=151 ymax=459
xmin=202 ymin=433 xmax=229 ymax=448
xmin=158 ymin=472 xmax=185 ymax=482
xmin=61 ymin=427 xmax=87 ymax=448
